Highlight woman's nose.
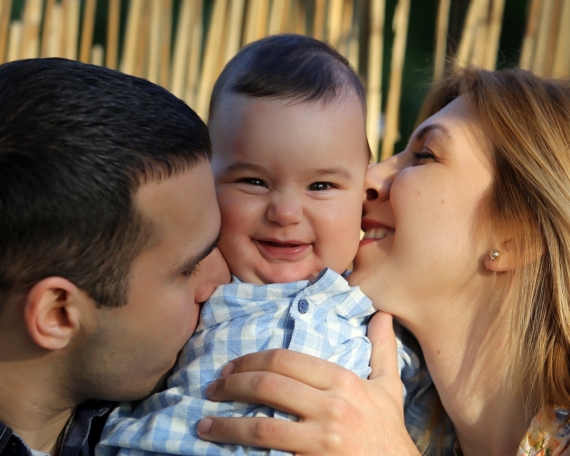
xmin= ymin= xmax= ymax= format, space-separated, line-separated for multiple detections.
xmin=364 ymin=155 xmax=401 ymax=203
xmin=266 ymin=195 xmax=303 ymax=226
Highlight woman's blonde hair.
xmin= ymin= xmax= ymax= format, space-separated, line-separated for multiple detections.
xmin=417 ymin=67 xmax=570 ymax=450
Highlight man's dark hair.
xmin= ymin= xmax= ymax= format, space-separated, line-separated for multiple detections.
xmin=0 ymin=58 xmax=211 ymax=309
xmin=208 ymin=34 xmax=366 ymax=120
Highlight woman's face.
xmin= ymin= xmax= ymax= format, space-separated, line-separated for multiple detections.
xmin=350 ymin=96 xmax=496 ymax=329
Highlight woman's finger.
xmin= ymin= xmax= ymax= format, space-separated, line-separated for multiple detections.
xmin=219 ymin=348 xmax=353 ymax=390
xmin=197 ymin=417 xmax=322 ymax=454
xmin=206 ymin=370 xmax=328 ymax=418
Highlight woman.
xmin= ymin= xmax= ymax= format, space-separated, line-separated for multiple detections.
xmin=197 ymin=67 xmax=570 ymax=455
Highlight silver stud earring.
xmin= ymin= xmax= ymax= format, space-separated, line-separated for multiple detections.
xmin=490 ymin=250 xmax=500 ymax=261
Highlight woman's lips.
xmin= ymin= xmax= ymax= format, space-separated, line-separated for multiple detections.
xmin=254 ymin=239 xmax=311 ymax=260
xmin=360 ymin=221 xmax=395 ymax=246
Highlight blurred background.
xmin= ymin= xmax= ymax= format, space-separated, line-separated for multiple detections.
xmin=0 ymin=0 xmax=567 ymax=160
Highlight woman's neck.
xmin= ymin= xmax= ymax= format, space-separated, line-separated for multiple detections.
xmin=404 ymin=295 xmax=530 ymax=456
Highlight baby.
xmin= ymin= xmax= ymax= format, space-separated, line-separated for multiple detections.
xmin=97 ymin=34 xmax=419 ymax=456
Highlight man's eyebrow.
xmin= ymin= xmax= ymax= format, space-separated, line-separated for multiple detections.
xmin=307 ymin=166 xmax=353 ymax=180
xmin=170 ymin=232 xmax=221 ymax=276
xmin=415 ymin=123 xmax=452 ymax=142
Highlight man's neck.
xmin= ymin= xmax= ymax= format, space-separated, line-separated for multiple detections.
xmin=0 ymin=362 xmax=75 ymax=455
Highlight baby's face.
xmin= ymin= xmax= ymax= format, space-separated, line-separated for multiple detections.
xmin=210 ymin=93 xmax=369 ymax=285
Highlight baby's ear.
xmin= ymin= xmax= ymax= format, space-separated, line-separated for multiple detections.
xmin=24 ymin=277 xmax=85 ymax=350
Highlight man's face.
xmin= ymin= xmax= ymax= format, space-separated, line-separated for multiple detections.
xmin=72 ymin=161 xmax=230 ymax=401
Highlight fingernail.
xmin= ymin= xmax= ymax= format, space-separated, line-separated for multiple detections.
xmin=197 ymin=418 xmax=213 ymax=434
xmin=205 ymin=380 xmax=218 ymax=396
xmin=221 ymin=362 xmax=235 ymax=376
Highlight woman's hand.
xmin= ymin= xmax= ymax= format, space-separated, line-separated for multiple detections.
xmin=197 ymin=312 xmax=421 ymax=455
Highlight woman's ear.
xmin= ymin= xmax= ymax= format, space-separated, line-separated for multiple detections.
xmin=484 ymin=238 xmax=544 ymax=272
xmin=24 ymin=277 xmax=85 ymax=350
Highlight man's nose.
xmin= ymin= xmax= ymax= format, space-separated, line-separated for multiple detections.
xmin=266 ymin=194 xmax=303 ymax=226
xmin=193 ymin=248 xmax=230 ymax=303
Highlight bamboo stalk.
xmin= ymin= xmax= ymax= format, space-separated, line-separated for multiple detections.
xmin=184 ymin=0 xmax=203 ymax=108
xmin=224 ymin=0 xmax=245 ymax=64
xmin=46 ymin=1 xmax=62 ymax=57
xmin=197 ymin=0 xmax=228 ymax=119
xmin=60 ymin=0 xmax=69 ymax=57
xmin=20 ymin=0 xmax=43 ymax=59
xmin=0 ymin=0 xmax=12 ymax=64
xmin=339 ymin=0 xmax=353 ymax=57
xmin=159 ymin=0 xmax=173 ymax=89
xmin=171 ymin=0 xmax=194 ymax=98
xmin=269 ymin=0 xmax=290 ymax=35
xmin=91 ymin=43 xmax=104 ymax=66
xmin=313 ymin=0 xmax=326 ymax=40
xmin=434 ymin=0 xmax=451 ymax=80
xmin=471 ymin=0 xmax=490 ymax=67
xmin=121 ymin=0 xmax=144 ymax=75
xmin=533 ymin=0 xmax=555 ymax=75
xmin=7 ymin=20 xmax=22 ymax=62
xmin=64 ymin=0 xmax=80 ymax=60
xmin=347 ymin=0 xmax=362 ymax=70
xmin=520 ymin=0 xmax=543 ymax=70
xmin=482 ymin=0 xmax=506 ymax=69
xmin=328 ymin=0 xmax=344 ymax=48
xmin=455 ymin=0 xmax=486 ymax=67
xmin=41 ymin=0 xmax=55 ymax=57
xmin=79 ymin=0 xmax=97 ymax=63
xmin=244 ymin=0 xmax=267 ymax=45
xmin=147 ymin=0 xmax=161 ymax=83
xmin=292 ymin=0 xmax=305 ymax=35
xmin=552 ymin=0 xmax=570 ymax=77
xmin=105 ymin=0 xmax=120 ymax=69
xmin=367 ymin=0 xmax=385 ymax=162
xmin=381 ymin=0 xmax=410 ymax=161
xmin=134 ymin=0 xmax=150 ymax=78
xmin=544 ymin=0 xmax=562 ymax=75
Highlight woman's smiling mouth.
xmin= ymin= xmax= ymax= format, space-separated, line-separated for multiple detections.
xmin=360 ymin=221 xmax=394 ymax=246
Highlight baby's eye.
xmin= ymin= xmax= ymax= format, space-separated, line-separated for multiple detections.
xmin=238 ymin=177 xmax=266 ymax=187
xmin=309 ymin=182 xmax=335 ymax=191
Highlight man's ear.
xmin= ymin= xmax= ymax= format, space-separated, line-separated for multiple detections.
xmin=24 ymin=277 xmax=85 ymax=350
xmin=485 ymin=238 xmax=544 ymax=273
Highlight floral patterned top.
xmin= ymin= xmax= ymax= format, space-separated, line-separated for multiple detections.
xmin=517 ymin=408 xmax=570 ymax=456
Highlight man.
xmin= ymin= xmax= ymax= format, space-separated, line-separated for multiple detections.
xmin=0 ymin=58 xmax=229 ymax=456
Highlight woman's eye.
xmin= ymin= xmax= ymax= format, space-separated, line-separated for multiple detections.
xmin=309 ymin=182 xmax=334 ymax=191
xmin=239 ymin=177 xmax=266 ymax=187
xmin=412 ymin=149 xmax=436 ymax=165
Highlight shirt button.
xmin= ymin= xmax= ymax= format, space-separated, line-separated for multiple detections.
xmin=298 ymin=299 xmax=309 ymax=313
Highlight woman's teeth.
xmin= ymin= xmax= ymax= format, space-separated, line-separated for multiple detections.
xmin=362 ymin=227 xmax=393 ymax=240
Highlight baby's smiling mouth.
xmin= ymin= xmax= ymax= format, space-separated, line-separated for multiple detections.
xmin=254 ymin=238 xmax=312 ymax=259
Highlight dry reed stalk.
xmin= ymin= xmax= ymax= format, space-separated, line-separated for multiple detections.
xmin=224 ymin=0 xmax=245 ymax=64
xmin=367 ymin=0 xmax=385 ymax=161
xmin=171 ymin=0 xmax=194 ymax=98
xmin=482 ymin=0 xmax=506 ymax=69
xmin=471 ymin=0 xmax=490 ymax=67
xmin=269 ymin=0 xmax=290 ymax=35
xmin=41 ymin=0 xmax=55 ymax=57
xmin=64 ymin=0 xmax=80 ymax=60
xmin=520 ymin=0 xmax=543 ymax=70
xmin=91 ymin=43 xmax=104 ymax=66
xmin=347 ymin=0 xmax=362 ymax=70
xmin=7 ymin=20 xmax=22 ymax=62
xmin=147 ymin=0 xmax=162 ymax=84
xmin=455 ymin=0 xmax=486 ymax=67
xmin=196 ymin=0 xmax=228 ymax=120
xmin=184 ymin=0 xmax=203 ymax=107
xmin=328 ymin=0 xmax=344 ymax=48
xmin=381 ymin=0 xmax=410 ymax=161
xmin=433 ymin=0 xmax=451 ymax=80
xmin=79 ymin=0 xmax=97 ymax=63
xmin=313 ymin=0 xmax=326 ymax=39
xmin=20 ymin=0 xmax=42 ymax=59
xmin=339 ymin=0 xmax=353 ymax=57
xmin=0 ymin=0 xmax=11 ymax=63
xmin=533 ymin=0 xmax=555 ymax=75
xmin=134 ymin=0 xmax=150 ymax=78
xmin=121 ymin=0 xmax=144 ymax=75
xmin=46 ymin=1 xmax=62 ymax=57
xmin=158 ymin=0 xmax=173 ymax=89
xmin=105 ymin=0 xmax=120 ymax=69
xmin=552 ymin=0 xmax=570 ymax=77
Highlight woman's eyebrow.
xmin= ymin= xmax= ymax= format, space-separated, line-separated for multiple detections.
xmin=415 ymin=123 xmax=452 ymax=142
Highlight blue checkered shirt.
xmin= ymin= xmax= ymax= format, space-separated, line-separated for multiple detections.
xmin=97 ymin=268 xmax=427 ymax=456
